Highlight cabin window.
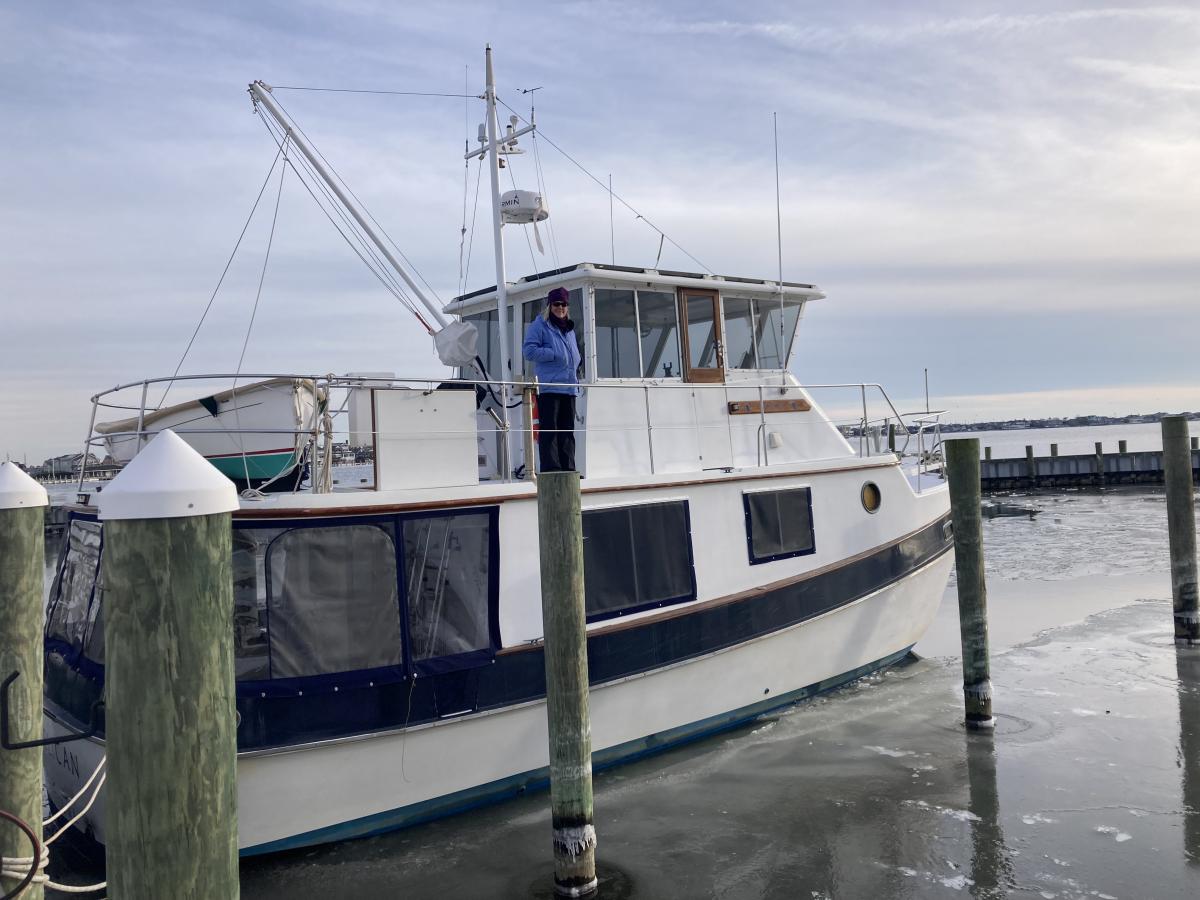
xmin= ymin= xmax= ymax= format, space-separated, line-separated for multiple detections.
xmin=743 ymin=487 xmax=816 ymax=564
xmin=582 ymin=500 xmax=695 ymax=621
xmin=594 ymin=288 xmax=640 ymax=378
xmin=520 ymin=288 xmax=585 ymax=378
xmin=637 ymin=290 xmax=681 ymax=378
xmin=723 ymin=297 xmax=758 ymax=369
xmin=462 ymin=309 xmax=500 ymax=379
xmin=403 ymin=511 xmax=493 ymax=663
xmin=45 ymin=520 xmax=102 ymax=652
xmin=753 ymin=297 xmax=803 ymax=370
xmin=266 ymin=524 xmax=403 ymax=678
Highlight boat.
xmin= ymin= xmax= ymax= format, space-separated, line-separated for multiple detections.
xmin=92 ymin=377 xmax=324 ymax=491
xmin=41 ymin=48 xmax=952 ymax=855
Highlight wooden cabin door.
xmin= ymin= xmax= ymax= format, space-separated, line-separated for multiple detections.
xmin=678 ymin=289 xmax=725 ymax=384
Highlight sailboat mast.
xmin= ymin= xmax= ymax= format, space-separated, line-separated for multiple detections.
xmin=483 ymin=45 xmax=515 ymax=473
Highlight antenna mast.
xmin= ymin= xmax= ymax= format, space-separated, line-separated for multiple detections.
xmin=472 ymin=46 xmax=536 ymax=476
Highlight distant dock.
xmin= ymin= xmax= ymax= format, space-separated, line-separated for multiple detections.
xmin=979 ymin=439 xmax=1197 ymax=491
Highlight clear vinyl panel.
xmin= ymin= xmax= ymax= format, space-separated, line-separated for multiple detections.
xmin=403 ymin=512 xmax=492 ymax=662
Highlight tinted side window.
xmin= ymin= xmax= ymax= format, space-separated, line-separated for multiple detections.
xmin=744 ymin=487 xmax=816 ymax=564
xmin=403 ymin=512 xmax=493 ymax=662
xmin=267 ymin=524 xmax=402 ymax=678
xmin=582 ymin=500 xmax=695 ymax=621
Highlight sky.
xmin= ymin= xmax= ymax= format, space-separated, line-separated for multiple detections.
xmin=3 ymin=1 xmax=1199 ymax=462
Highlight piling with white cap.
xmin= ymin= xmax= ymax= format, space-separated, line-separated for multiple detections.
xmin=537 ymin=471 xmax=598 ymax=897
xmin=1162 ymin=416 xmax=1199 ymax=645
xmin=98 ymin=430 xmax=242 ymax=898
xmin=0 ymin=462 xmax=49 ymax=900
xmin=945 ymin=439 xmax=995 ymax=729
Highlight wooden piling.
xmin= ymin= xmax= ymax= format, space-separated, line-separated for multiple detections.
xmin=1192 ymin=437 xmax=1198 ymax=451
xmin=1118 ymin=439 xmax=1128 ymax=454
xmin=1162 ymin=416 xmax=1200 ymax=645
xmin=537 ymin=471 xmax=597 ymax=897
xmin=1025 ymin=445 xmax=1035 ymax=482
xmin=1050 ymin=443 xmax=1059 ymax=458
xmin=984 ymin=446 xmax=991 ymax=461
xmin=1095 ymin=442 xmax=1105 ymax=485
xmin=99 ymin=431 xmax=241 ymax=899
xmin=887 ymin=422 xmax=896 ymax=453
xmin=0 ymin=463 xmax=49 ymax=900
xmin=945 ymin=439 xmax=995 ymax=729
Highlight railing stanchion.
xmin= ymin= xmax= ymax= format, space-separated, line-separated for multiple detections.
xmin=77 ymin=398 xmax=100 ymax=493
xmin=643 ymin=385 xmax=656 ymax=474
xmin=135 ymin=380 xmax=149 ymax=453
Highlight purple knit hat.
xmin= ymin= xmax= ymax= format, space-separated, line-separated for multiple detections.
xmin=546 ymin=287 xmax=570 ymax=305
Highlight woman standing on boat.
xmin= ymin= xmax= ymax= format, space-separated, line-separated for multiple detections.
xmin=522 ymin=286 xmax=581 ymax=472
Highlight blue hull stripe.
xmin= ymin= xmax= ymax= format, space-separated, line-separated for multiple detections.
xmin=241 ymin=645 xmax=914 ymax=856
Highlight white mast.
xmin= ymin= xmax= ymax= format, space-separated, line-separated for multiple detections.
xmin=472 ymin=45 xmax=534 ymax=477
xmin=248 ymin=81 xmax=448 ymax=333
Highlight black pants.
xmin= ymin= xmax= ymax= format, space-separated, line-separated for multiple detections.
xmin=538 ymin=392 xmax=576 ymax=472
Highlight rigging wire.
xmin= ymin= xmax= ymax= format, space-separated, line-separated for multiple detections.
xmin=496 ymin=94 xmax=714 ymax=275
xmin=270 ymin=92 xmax=446 ymax=306
xmin=457 ymin=65 xmax=471 ymax=299
xmin=505 ymin=154 xmax=539 ymax=273
xmin=232 ymin=134 xmax=290 ymax=490
xmin=259 ymin=109 xmax=415 ymax=307
xmin=254 ymin=111 xmax=434 ymax=333
xmin=270 ymin=86 xmax=479 ymax=98
xmin=462 ymin=157 xmax=485 ymax=294
xmin=159 ymin=141 xmax=287 ymax=408
xmin=529 ymin=127 xmax=561 ymax=270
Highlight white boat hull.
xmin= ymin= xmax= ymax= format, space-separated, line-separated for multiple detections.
xmin=94 ymin=378 xmax=319 ymax=484
xmin=44 ymin=550 xmax=951 ymax=853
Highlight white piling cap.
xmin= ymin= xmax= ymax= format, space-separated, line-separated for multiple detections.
xmin=99 ymin=430 xmax=239 ymax=521
xmin=0 ymin=461 xmax=49 ymax=510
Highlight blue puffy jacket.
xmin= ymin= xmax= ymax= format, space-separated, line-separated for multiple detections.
xmin=522 ymin=314 xmax=581 ymax=396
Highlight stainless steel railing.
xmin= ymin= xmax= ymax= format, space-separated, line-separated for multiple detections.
xmin=77 ymin=373 xmax=930 ymax=493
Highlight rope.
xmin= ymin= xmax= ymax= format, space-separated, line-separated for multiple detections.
xmin=0 ymin=809 xmax=38 ymax=899
xmin=496 ymin=95 xmax=714 ymax=275
xmin=1 ymin=753 xmax=109 ymax=895
xmin=159 ymin=141 xmax=287 ymax=408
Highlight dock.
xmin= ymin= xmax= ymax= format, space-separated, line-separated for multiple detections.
xmin=979 ymin=445 xmax=1196 ymax=492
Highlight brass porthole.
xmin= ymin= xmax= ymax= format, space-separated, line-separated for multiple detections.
xmin=861 ymin=481 xmax=882 ymax=513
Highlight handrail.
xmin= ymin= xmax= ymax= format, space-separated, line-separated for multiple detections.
xmin=76 ymin=373 xmax=926 ymax=493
